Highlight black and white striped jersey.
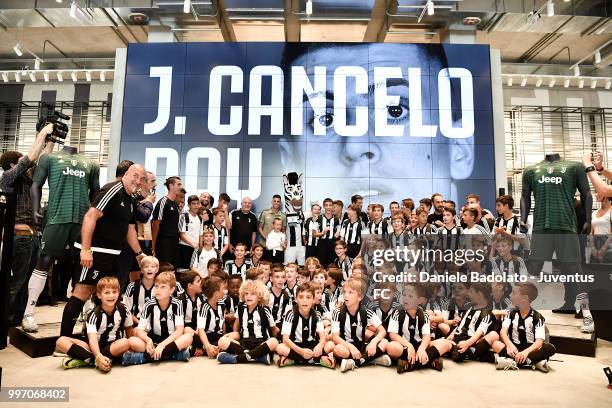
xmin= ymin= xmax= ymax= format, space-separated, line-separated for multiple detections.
xmin=502 ymin=307 xmax=546 ymax=345
xmin=367 ymin=219 xmax=392 ymax=238
xmin=413 ymin=223 xmax=438 ymax=236
xmin=268 ymin=287 xmax=292 ymax=325
xmin=235 ymin=302 xmax=276 ymax=340
xmin=436 ymin=225 xmax=462 ymax=251
xmin=318 ymin=214 xmax=340 ymax=240
xmin=212 ymin=224 xmax=229 ymax=251
xmin=454 ymin=306 xmax=495 ymax=338
xmin=137 ymin=298 xmax=184 ymax=338
xmin=197 ymin=301 xmax=225 ymax=336
xmin=424 ymin=296 xmax=449 ymax=314
xmin=335 ymin=256 xmax=353 ymax=282
xmin=340 ymin=219 xmax=369 ymax=246
xmin=180 ymin=293 xmax=204 ymax=329
xmin=487 ymin=256 xmax=528 ymax=278
xmin=323 ymin=286 xmax=343 ymax=312
xmin=285 ymin=282 xmax=298 ymax=302
xmin=281 ymin=308 xmax=324 ymax=343
xmin=387 ymin=307 xmax=430 ymax=344
xmin=123 ymin=280 xmax=154 ymax=318
xmin=443 ymin=299 xmax=472 ymax=321
xmin=224 ymin=259 xmax=252 ymax=280
xmin=86 ymin=303 xmax=132 ymax=344
xmin=390 ymin=230 xmax=412 ymax=249
xmin=331 ymin=303 xmax=381 ymax=343
xmin=367 ymin=301 xmax=400 ymax=331
xmin=303 ymin=217 xmax=320 ymax=247
xmin=223 ymin=295 xmax=239 ymax=315
xmin=285 ymin=213 xmax=305 ymax=247
xmin=492 ymin=296 xmax=512 ymax=311
xmin=493 ymin=215 xmax=525 ymax=253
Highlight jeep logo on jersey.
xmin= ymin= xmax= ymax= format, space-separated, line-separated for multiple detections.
xmin=62 ymin=167 xmax=86 ymax=178
xmin=537 ymin=175 xmax=562 ymax=184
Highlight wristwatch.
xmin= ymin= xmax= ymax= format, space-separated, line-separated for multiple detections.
xmin=584 ymin=165 xmax=596 ymax=173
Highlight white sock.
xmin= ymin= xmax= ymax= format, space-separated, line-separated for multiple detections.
xmin=24 ymin=269 xmax=48 ymax=315
xmin=576 ymin=293 xmax=592 ymax=318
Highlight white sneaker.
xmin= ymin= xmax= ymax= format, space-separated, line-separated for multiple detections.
xmin=340 ymin=359 xmax=356 ymax=373
xmin=533 ymin=360 xmax=550 ymax=373
xmin=580 ymin=316 xmax=594 ymax=334
xmin=372 ymin=355 xmax=392 ymax=367
xmin=495 ymin=356 xmax=518 ymax=371
xmin=21 ymin=313 xmax=38 ymax=333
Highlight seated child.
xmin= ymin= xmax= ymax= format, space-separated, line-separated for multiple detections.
xmin=331 ymin=278 xmax=391 ymax=372
xmin=492 ymin=282 xmax=556 ymax=372
xmin=367 ymin=282 xmax=400 ymax=333
xmin=387 ymin=283 xmax=451 ymax=372
xmin=268 ymin=265 xmax=292 ymax=329
xmin=310 ymin=282 xmax=332 ymax=335
xmin=223 ymin=274 xmax=242 ymax=333
xmin=123 ymin=255 xmax=158 ymax=326
xmin=439 ymin=281 xmax=471 ymax=337
xmin=324 ymin=266 xmax=344 ymax=312
xmin=56 ymin=277 xmax=132 ymax=372
xmin=178 ymin=271 xmax=203 ymax=336
xmin=216 ymin=280 xmax=279 ymax=364
xmin=276 ymin=283 xmax=336 ymax=368
xmin=122 ymin=272 xmax=193 ymax=365
xmin=195 ymin=276 xmax=227 ymax=358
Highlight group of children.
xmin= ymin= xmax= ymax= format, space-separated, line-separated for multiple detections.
xmin=56 ymin=241 xmax=556 ymax=374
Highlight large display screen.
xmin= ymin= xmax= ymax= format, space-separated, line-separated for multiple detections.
xmin=120 ymin=42 xmax=495 ymax=211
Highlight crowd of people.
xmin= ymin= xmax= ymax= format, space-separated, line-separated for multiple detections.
xmin=1 ymin=125 xmax=610 ymax=375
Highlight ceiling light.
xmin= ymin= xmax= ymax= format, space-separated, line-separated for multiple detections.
xmin=564 ymin=78 xmax=570 ymax=88
xmin=43 ymin=71 xmax=49 ymax=82
xmin=28 ymin=71 xmax=36 ymax=82
xmin=548 ymin=77 xmax=556 ymax=87
xmin=535 ymin=77 xmax=543 ymax=87
xmin=306 ymin=0 xmax=313 ymax=16
xmin=546 ymin=0 xmax=554 ymax=17
xmin=34 ymin=58 xmax=41 ymax=70
xmin=520 ymin=76 xmax=527 ymax=87
xmin=594 ymin=50 xmax=601 ymax=64
xmin=70 ymin=1 xmax=77 ymax=18
xmin=605 ymin=79 xmax=611 ymax=90
xmin=578 ymin=78 xmax=584 ymax=88
xmin=71 ymin=71 xmax=78 ymax=82
xmin=100 ymin=71 xmax=106 ymax=82
xmin=507 ymin=76 xmax=513 ymax=86
xmin=57 ymin=0 xmax=62 ymax=3
xmin=183 ymin=0 xmax=190 ymax=13
xmin=15 ymin=72 xmax=21 ymax=82
xmin=1 ymin=72 xmax=8 ymax=83
xmin=13 ymin=43 xmax=23 ymax=56
xmin=590 ymin=79 xmax=597 ymax=88
xmin=85 ymin=70 xmax=91 ymax=82
xmin=573 ymin=66 xmax=580 ymax=76
xmin=57 ymin=71 xmax=63 ymax=82
xmin=426 ymin=0 xmax=434 ymax=16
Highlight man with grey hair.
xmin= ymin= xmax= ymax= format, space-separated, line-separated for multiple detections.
xmin=229 ymin=196 xmax=258 ymax=253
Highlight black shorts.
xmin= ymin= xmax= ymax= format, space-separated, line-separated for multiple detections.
xmin=41 ymin=223 xmax=81 ymax=257
xmin=241 ymin=337 xmax=267 ymax=351
xmin=305 ymin=245 xmax=319 ymax=260
xmin=346 ymin=243 xmax=361 ymax=259
xmin=155 ymin=238 xmax=179 ymax=268
xmin=193 ymin=332 xmax=222 ymax=349
xmin=178 ymin=245 xmax=195 ymax=269
xmin=74 ymin=251 xmax=119 ymax=286
xmin=264 ymin=249 xmax=284 ymax=264
xmin=293 ymin=340 xmax=319 ymax=350
xmin=149 ymin=333 xmax=166 ymax=345
xmin=530 ymin=230 xmax=581 ymax=262
xmin=98 ymin=340 xmax=124 ymax=362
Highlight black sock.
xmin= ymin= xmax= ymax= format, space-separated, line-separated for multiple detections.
xmin=498 ymin=347 xmax=509 ymax=359
xmin=225 ymin=342 xmax=244 ymax=355
xmin=60 ymin=297 xmax=85 ymax=337
xmin=473 ymin=339 xmax=491 ymax=357
xmin=67 ymin=344 xmax=93 ymax=363
xmin=426 ymin=346 xmax=440 ymax=362
xmin=287 ymin=349 xmax=305 ymax=362
xmin=359 ymin=345 xmax=384 ymax=366
xmin=246 ymin=342 xmax=271 ymax=359
xmin=160 ymin=341 xmax=179 ymax=359
xmin=527 ymin=343 xmax=556 ymax=364
xmin=400 ymin=348 xmax=409 ymax=360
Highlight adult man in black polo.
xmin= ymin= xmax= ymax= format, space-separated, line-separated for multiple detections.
xmin=60 ymin=164 xmax=146 ymax=336
xmin=229 ymin=197 xmax=258 ymax=253
xmin=152 ymin=176 xmax=183 ymax=268
xmin=427 ymin=193 xmax=445 ymax=226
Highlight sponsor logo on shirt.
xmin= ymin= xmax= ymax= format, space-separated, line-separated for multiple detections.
xmin=537 ymin=175 xmax=562 ymax=184
xmin=62 ymin=167 xmax=86 ymax=178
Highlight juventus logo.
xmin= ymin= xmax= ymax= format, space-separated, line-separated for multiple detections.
xmin=71 ymin=159 xmax=77 ymax=166
xmin=547 ymin=167 xmax=554 ymax=174
xmin=91 ymin=269 xmax=99 ymax=280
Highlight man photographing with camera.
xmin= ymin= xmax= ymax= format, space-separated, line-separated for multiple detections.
xmin=0 ymin=123 xmax=55 ymax=325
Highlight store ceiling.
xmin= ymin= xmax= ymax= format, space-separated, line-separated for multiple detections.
xmin=0 ymin=0 xmax=609 ymax=76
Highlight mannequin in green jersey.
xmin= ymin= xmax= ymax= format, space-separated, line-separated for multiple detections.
xmin=21 ymin=144 xmax=100 ymax=332
xmin=520 ymin=152 xmax=594 ymax=333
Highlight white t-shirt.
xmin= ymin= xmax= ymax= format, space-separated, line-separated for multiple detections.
xmin=179 ymin=212 xmax=203 ymax=247
xmin=191 ymin=247 xmax=218 ymax=277
xmin=266 ymin=230 xmax=285 ymax=251
xmin=591 ymin=209 xmax=611 ymax=235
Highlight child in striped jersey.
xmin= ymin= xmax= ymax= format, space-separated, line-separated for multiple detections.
xmin=310 ymin=282 xmax=332 ymax=335
xmin=223 ymin=243 xmax=252 ymax=280
xmin=249 ymin=243 xmax=264 ymax=268
xmin=217 ymin=280 xmax=279 ymax=365
xmin=269 ymin=266 xmax=292 ymax=331
xmin=367 ymin=282 xmax=400 ymax=334
xmin=122 ymin=272 xmax=193 ymax=365
xmin=492 ymin=283 xmax=556 ymax=372
xmin=331 ymin=278 xmax=392 ymax=372
xmin=387 ymin=283 xmax=452 ymax=372
xmin=297 ymin=267 xmax=311 ymax=286
xmin=438 ymin=281 xmax=471 ymax=337
xmin=258 ymin=260 xmax=272 ymax=287
xmin=195 ymin=276 xmax=226 ymax=358
xmin=223 ymin=275 xmax=242 ymax=332
xmin=123 ymin=255 xmax=158 ymax=326
xmin=177 ymin=271 xmax=204 ymax=336
xmin=276 ymin=283 xmax=336 ymax=368
xmin=333 ymin=240 xmax=353 ymax=282
xmin=445 ymin=283 xmax=499 ymax=363
xmin=305 ymin=256 xmax=322 ymax=279
xmin=56 ymin=277 xmax=132 ymax=372
xmin=324 ymin=267 xmax=344 ymax=312
xmin=284 ymin=263 xmax=299 ymax=301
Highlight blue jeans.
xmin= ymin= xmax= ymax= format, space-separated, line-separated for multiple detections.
xmin=8 ymin=234 xmax=40 ymax=323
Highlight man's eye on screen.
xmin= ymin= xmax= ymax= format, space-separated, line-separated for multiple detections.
xmin=308 ymin=111 xmax=335 ymax=129
xmin=386 ymin=99 xmax=409 ymax=124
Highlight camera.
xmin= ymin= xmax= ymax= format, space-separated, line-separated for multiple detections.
xmin=37 ymin=109 xmax=71 ymax=144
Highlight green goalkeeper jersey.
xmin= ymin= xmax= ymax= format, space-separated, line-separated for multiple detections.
xmin=33 ymin=152 xmax=99 ymax=225
xmin=522 ymin=159 xmax=588 ymax=233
